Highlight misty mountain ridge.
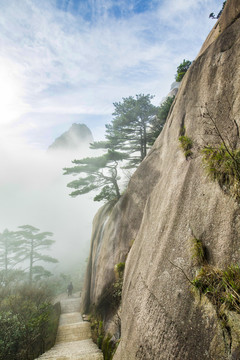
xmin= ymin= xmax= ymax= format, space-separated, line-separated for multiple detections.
xmin=48 ymin=123 xmax=93 ymax=152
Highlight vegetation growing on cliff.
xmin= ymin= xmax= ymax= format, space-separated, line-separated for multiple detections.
xmin=201 ymin=144 xmax=240 ymax=200
xmin=88 ymin=262 xmax=125 ymax=359
xmin=64 ymin=94 xmax=163 ymax=202
xmin=63 ymin=149 xmax=127 ymax=201
xmin=209 ymin=1 xmax=227 ymax=19
xmin=200 ymin=102 xmax=240 ymax=201
xmin=192 ymin=264 xmax=240 ymax=314
xmin=106 ymin=94 xmax=158 ymax=167
xmin=175 ymin=59 xmax=192 ymax=82
xmin=190 ymin=237 xmax=206 ymax=266
xmin=189 ymin=235 xmax=240 ymax=349
xmin=189 ymin=236 xmax=240 ymax=315
xmin=113 ymin=262 xmax=125 ymax=306
xmin=90 ymin=314 xmax=118 ymax=360
xmin=179 ymin=134 xmax=193 ymax=159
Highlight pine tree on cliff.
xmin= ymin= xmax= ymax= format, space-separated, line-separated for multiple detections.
xmin=64 ymin=94 xmax=157 ymax=202
xmin=209 ymin=1 xmax=226 ymax=19
xmin=63 ymin=149 xmax=128 ymax=202
xmin=93 ymin=94 xmax=172 ymax=156
xmin=106 ymin=94 xmax=158 ymax=168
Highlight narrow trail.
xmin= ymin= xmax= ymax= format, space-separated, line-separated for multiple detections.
xmin=36 ymin=294 xmax=103 ymax=360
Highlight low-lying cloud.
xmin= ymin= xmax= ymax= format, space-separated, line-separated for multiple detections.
xmin=0 ymin=137 xmax=100 ymax=273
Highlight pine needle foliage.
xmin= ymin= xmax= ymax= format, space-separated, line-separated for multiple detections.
xmin=64 ymin=150 xmax=127 ymax=202
xmin=148 ymin=96 xmax=175 ymax=145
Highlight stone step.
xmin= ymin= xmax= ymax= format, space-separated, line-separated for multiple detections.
xmin=60 ymin=298 xmax=81 ymax=314
xmin=55 ymin=322 xmax=92 ymax=343
xmin=34 ymin=294 xmax=103 ymax=360
xmin=36 ymin=339 xmax=103 ymax=360
xmin=59 ymin=312 xmax=83 ymax=325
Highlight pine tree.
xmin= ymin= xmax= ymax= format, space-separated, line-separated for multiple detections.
xmin=64 ymin=149 xmax=128 ymax=202
xmin=148 ymin=96 xmax=175 ymax=145
xmin=107 ymin=94 xmax=158 ymax=168
xmin=0 ymin=229 xmax=25 ymax=286
xmin=16 ymin=225 xmax=58 ymax=284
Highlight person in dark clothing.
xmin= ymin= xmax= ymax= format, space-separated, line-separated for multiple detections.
xmin=67 ymin=282 xmax=73 ymax=297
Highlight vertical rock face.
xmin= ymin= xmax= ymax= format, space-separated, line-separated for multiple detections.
xmin=198 ymin=0 xmax=240 ymax=56
xmin=81 ymin=2 xmax=240 ymax=359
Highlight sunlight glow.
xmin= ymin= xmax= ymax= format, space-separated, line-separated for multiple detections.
xmin=0 ymin=58 xmax=28 ymax=124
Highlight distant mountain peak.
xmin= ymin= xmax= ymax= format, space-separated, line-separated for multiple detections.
xmin=48 ymin=123 xmax=93 ymax=152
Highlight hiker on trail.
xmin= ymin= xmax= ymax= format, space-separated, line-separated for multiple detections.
xmin=67 ymin=282 xmax=73 ymax=297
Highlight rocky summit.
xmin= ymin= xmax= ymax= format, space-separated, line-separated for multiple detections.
xmin=48 ymin=123 xmax=93 ymax=152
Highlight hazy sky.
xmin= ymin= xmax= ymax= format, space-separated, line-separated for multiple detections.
xmin=0 ymin=0 xmax=220 ymax=274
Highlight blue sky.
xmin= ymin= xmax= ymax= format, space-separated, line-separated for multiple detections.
xmin=0 ymin=0 xmax=221 ymax=149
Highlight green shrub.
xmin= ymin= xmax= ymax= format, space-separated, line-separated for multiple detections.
xmin=0 ymin=311 xmax=25 ymax=360
xmin=102 ymin=334 xmax=116 ymax=360
xmin=179 ymin=135 xmax=193 ymax=159
xmin=90 ymin=314 xmax=118 ymax=360
xmin=175 ymin=59 xmax=192 ymax=82
xmin=112 ymin=262 xmax=125 ymax=306
xmin=114 ymin=262 xmax=125 ymax=279
xmin=89 ymin=263 xmax=125 ymax=359
xmin=0 ymin=284 xmax=59 ymax=360
xmin=201 ymin=144 xmax=240 ymax=200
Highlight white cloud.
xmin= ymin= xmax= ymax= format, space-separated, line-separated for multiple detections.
xmin=0 ymin=0 xmax=219 ymax=124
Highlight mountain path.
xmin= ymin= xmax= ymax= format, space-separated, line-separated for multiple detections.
xmin=36 ymin=294 xmax=103 ymax=360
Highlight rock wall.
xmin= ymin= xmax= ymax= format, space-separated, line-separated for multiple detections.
xmin=198 ymin=0 xmax=240 ymax=56
xmin=81 ymin=1 xmax=240 ymax=358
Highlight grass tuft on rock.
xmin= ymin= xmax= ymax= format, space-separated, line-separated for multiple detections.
xmin=179 ymin=135 xmax=193 ymax=159
xmin=190 ymin=238 xmax=206 ymax=266
xmin=201 ymin=144 xmax=240 ymax=200
xmin=192 ymin=264 xmax=240 ymax=314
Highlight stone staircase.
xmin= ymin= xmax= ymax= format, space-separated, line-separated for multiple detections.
xmin=36 ymin=295 xmax=103 ymax=360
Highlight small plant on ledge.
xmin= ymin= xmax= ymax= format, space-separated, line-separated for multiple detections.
xmin=192 ymin=264 xmax=240 ymax=314
xmin=190 ymin=237 xmax=207 ymax=267
xmin=179 ymin=135 xmax=193 ymax=159
xmin=201 ymin=144 xmax=240 ymax=200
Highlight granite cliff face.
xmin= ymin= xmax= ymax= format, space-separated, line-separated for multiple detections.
xmin=81 ymin=2 xmax=240 ymax=359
